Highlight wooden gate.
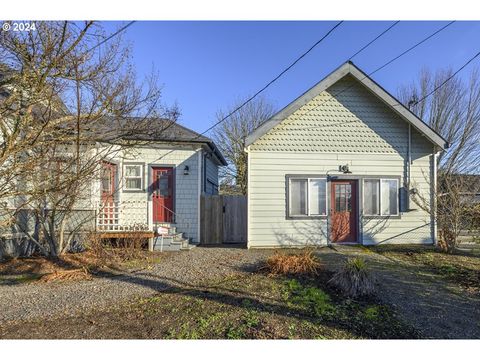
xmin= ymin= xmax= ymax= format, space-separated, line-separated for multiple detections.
xmin=200 ymin=195 xmax=247 ymax=245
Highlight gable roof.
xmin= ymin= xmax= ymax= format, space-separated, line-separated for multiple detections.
xmin=246 ymin=61 xmax=449 ymax=150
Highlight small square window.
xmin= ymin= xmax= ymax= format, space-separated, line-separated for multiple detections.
xmin=124 ymin=164 xmax=143 ymax=190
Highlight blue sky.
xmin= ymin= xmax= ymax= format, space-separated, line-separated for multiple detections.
xmin=102 ymin=21 xmax=480 ymax=135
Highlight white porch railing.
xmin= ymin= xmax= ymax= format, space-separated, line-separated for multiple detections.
xmin=96 ymin=200 xmax=148 ymax=232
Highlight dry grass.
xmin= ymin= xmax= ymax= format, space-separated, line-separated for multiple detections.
xmin=262 ymin=250 xmax=321 ymax=276
xmin=40 ymin=267 xmax=92 ymax=282
xmin=86 ymin=233 xmax=153 ymax=266
xmin=0 ymin=234 xmax=163 ymax=284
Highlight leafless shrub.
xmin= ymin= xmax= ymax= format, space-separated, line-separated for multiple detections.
xmin=40 ymin=267 xmax=92 ymax=282
xmin=399 ymin=67 xmax=480 ymax=251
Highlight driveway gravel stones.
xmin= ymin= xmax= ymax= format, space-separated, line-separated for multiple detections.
xmin=0 ymin=247 xmax=272 ymax=323
xmin=1 ymin=246 xmax=479 ymax=339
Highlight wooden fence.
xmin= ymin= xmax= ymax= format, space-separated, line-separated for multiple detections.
xmin=200 ymin=195 xmax=247 ymax=245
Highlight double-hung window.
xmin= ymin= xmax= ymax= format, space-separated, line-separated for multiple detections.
xmin=363 ymin=178 xmax=399 ymax=216
xmin=288 ymin=177 xmax=327 ymax=217
xmin=124 ymin=164 xmax=143 ymax=191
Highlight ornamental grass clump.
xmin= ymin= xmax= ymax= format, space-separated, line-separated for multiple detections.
xmin=329 ymin=257 xmax=375 ymax=298
xmin=263 ymin=250 xmax=321 ymax=276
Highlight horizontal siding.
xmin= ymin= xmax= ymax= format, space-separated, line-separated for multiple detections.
xmin=247 ymin=75 xmax=435 ymax=248
xmin=248 ymin=152 xmax=433 ymax=247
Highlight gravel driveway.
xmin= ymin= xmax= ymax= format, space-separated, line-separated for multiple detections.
xmin=0 ymin=247 xmax=272 ymax=323
xmin=1 ymin=246 xmax=479 ymax=339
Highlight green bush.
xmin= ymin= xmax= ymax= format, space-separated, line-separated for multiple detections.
xmin=329 ymin=257 xmax=375 ymax=298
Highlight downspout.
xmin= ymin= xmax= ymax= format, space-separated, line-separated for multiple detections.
xmin=432 ymin=150 xmax=438 ymax=245
xmin=407 ymin=123 xmax=412 ymax=210
xmin=245 ymin=146 xmax=250 ymax=249
xmin=197 ymin=149 xmax=202 ymax=244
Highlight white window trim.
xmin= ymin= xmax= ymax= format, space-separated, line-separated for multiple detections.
xmin=123 ymin=164 xmax=144 ymax=191
xmin=288 ymin=177 xmax=328 ymax=218
xmin=362 ymin=178 xmax=399 ymax=216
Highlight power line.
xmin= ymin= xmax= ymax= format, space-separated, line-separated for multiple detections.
xmin=369 ymin=21 xmax=454 ymax=77
xmin=87 ymin=21 xmax=136 ymax=53
xmin=349 ymin=21 xmax=400 ymax=60
xmin=190 ymin=20 xmax=398 ymax=141
xmin=149 ymin=21 xmax=453 ymax=165
xmin=146 ymin=21 xmax=344 ymax=165
xmin=265 ymin=21 xmax=456 ymax=135
xmin=410 ymin=49 xmax=480 ymax=106
xmin=198 ymin=21 xmax=344 ymax=137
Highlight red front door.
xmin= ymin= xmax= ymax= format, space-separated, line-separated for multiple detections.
xmin=330 ymin=180 xmax=358 ymax=243
xmin=152 ymin=167 xmax=174 ymax=223
xmin=100 ymin=161 xmax=117 ymax=226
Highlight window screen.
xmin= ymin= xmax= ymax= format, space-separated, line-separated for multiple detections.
xmin=289 ymin=179 xmax=307 ymax=216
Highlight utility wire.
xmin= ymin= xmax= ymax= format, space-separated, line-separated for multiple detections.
xmin=198 ymin=21 xmax=344 ymax=137
xmin=409 ymin=49 xmax=480 ymax=107
xmin=188 ymin=20 xmax=397 ymax=141
xmin=349 ymin=21 xmax=400 ymax=60
xmin=87 ymin=21 xmax=136 ymax=53
xmin=149 ymin=21 xmax=453 ymax=165
xmin=147 ymin=21 xmax=344 ymax=164
xmin=265 ymin=21 xmax=456 ymax=134
xmin=369 ymin=21 xmax=454 ymax=78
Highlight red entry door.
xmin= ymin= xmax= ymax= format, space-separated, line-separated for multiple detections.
xmin=100 ymin=161 xmax=117 ymax=225
xmin=330 ymin=180 xmax=358 ymax=243
xmin=152 ymin=167 xmax=174 ymax=223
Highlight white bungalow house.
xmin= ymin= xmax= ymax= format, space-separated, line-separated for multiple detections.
xmin=245 ymin=62 xmax=448 ymax=248
xmin=0 ymin=117 xmax=226 ymax=257
xmin=95 ymin=119 xmax=227 ymax=248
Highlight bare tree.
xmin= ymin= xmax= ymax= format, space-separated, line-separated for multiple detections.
xmin=398 ymin=67 xmax=480 ymax=251
xmin=0 ymin=21 xmax=178 ymax=257
xmin=213 ymin=97 xmax=274 ymax=195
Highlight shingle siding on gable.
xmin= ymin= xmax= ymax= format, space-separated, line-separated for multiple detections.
xmin=248 ymin=75 xmax=435 ymax=247
xmin=250 ymin=76 xmax=409 ymax=154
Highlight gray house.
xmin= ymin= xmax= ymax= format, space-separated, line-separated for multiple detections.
xmin=245 ymin=62 xmax=448 ymax=247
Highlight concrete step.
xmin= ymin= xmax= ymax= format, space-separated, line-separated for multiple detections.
xmin=152 ymin=233 xmax=190 ymax=252
xmin=180 ymin=241 xmax=196 ymax=251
